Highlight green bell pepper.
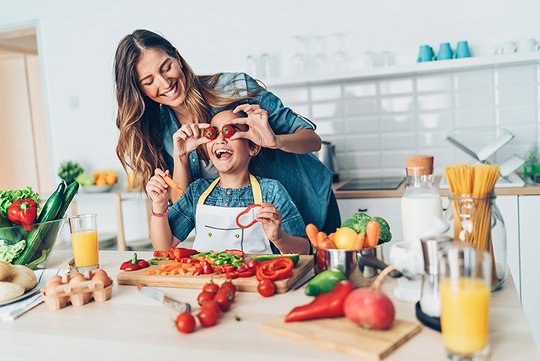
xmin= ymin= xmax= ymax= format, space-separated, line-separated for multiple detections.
xmin=251 ymin=253 xmax=300 ymax=265
xmin=305 ymin=269 xmax=347 ymax=296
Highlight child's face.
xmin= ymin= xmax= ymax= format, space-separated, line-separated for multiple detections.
xmin=206 ymin=111 xmax=259 ymax=174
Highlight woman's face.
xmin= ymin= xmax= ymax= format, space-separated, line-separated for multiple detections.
xmin=206 ymin=111 xmax=259 ymax=175
xmin=136 ymin=49 xmax=187 ymax=108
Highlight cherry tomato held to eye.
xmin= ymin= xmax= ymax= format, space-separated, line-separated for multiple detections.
xmin=257 ymin=279 xmax=276 ymax=298
xmin=203 ymin=126 xmax=218 ymax=140
xmin=176 ymin=312 xmax=196 ymax=334
xmin=220 ymin=124 xmax=236 ymax=138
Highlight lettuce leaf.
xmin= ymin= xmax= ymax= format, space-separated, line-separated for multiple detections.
xmin=0 ymin=187 xmax=40 ymax=218
xmin=0 ymin=239 xmax=26 ymax=263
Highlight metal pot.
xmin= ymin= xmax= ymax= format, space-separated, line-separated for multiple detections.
xmin=316 ymin=141 xmax=340 ymax=182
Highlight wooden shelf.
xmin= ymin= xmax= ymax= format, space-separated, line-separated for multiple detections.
xmin=265 ymin=52 xmax=540 ymax=88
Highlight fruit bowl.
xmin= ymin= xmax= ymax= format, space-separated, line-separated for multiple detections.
xmin=0 ymin=217 xmax=67 ymax=269
xmin=81 ymin=184 xmax=114 ymax=193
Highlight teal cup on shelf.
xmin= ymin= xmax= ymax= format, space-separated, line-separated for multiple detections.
xmin=455 ymin=40 xmax=472 ymax=58
xmin=437 ymin=42 xmax=454 ymax=60
xmin=417 ymin=45 xmax=436 ymax=62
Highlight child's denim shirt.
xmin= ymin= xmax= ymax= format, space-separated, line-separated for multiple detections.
xmin=162 ymin=72 xmax=333 ymax=229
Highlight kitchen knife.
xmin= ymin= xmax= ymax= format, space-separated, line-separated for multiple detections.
xmin=137 ymin=285 xmax=191 ymax=313
xmin=291 ymin=270 xmax=315 ymax=290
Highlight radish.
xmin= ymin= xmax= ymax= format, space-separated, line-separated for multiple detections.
xmin=344 ymin=266 xmax=396 ymax=330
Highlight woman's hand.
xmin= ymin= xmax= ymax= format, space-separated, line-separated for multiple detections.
xmin=256 ymin=203 xmax=283 ymax=244
xmin=229 ymin=104 xmax=279 ymax=149
xmin=172 ymin=123 xmax=211 ymax=158
xmin=146 ymin=168 xmax=171 ymax=213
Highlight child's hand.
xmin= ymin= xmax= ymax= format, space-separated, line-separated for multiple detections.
xmin=172 ymin=123 xmax=211 ymax=158
xmin=146 ymin=168 xmax=171 ymax=211
xmin=256 ymin=203 xmax=283 ymax=243
xmin=229 ymin=104 xmax=279 ymax=149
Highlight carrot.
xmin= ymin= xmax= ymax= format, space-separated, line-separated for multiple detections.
xmin=317 ymin=231 xmax=337 ymax=249
xmin=306 ymin=224 xmax=319 ymax=247
xmin=351 ymin=232 xmax=366 ymax=250
xmin=365 ymin=220 xmax=380 ymax=248
xmin=163 ymin=175 xmax=185 ymax=195
xmin=328 ymin=232 xmax=335 ymax=242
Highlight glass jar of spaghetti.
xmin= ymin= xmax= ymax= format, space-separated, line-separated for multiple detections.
xmin=444 ymin=193 xmax=507 ymax=291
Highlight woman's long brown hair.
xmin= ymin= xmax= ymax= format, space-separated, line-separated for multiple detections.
xmin=114 ymin=29 xmax=257 ymax=191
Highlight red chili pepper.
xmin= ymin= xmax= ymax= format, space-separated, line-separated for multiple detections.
xmin=225 ymin=249 xmax=245 ymax=258
xmin=284 ymin=281 xmax=354 ymax=322
xmin=7 ymin=198 xmax=38 ymax=231
xmin=235 ymin=204 xmax=262 ymax=229
xmin=120 ymin=253 xmax=150 ymax=271
xmin=203 ymin=126 xmax=218 ymax=140
xmin=220 ymin=124 xmax=236 ymax=138
xmin=255 ymin=257 xmax=294 ymax=282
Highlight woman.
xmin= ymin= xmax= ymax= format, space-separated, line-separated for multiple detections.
xmin=114 ymin=29 xmax=340 ymax=233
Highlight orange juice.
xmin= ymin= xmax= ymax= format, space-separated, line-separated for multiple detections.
xmin=71 ymin=230 xmax=99 ymax=268
xmin=440 ymin=278 xmax=490 ymax=354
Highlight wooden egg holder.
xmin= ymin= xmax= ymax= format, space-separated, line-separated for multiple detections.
xmin=41 ymin=274 xmax=113 ymax=310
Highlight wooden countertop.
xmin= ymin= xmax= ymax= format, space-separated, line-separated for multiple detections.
xmin=333 ymin=177 xmax=540 ymax=199
xmin=0 ymin=250 xmax=537 ymax=361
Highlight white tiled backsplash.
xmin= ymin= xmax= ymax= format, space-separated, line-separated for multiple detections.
xmin=270 ymin=63 xmax=540 ymax=178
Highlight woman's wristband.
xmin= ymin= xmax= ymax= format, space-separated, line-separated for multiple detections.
xmin=152 ymin=206 xmax=169 ymax=217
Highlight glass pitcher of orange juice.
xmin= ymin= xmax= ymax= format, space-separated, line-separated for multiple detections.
xmin=439 ymin=242 xmax=491 ymax=361
xmin=69 ymin=214 xmax=99 ymax=272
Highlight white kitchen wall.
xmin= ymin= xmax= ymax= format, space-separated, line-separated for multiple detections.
xmin=270 ymin=63 xmax=540 ymax=177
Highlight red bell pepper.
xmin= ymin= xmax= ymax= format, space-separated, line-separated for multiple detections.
xmin=284 ymin=281 xmax=354 ymax=322
xmin=225 ymin=249 xmax=245 ymax=258
xmin=7 ymin=198 xmax=38 ymax=231
xmin=235 ymin=204 xmax=262 ymax=229
xmin=256 ymin=257 xmax=294 ymax=282
xmin=169 ymin=247 xmax=199 ymax=261
xmin=120 ymin=253 xmax=150 ymax=271
xmin=153 ymin=250 xmax=169 ymax=258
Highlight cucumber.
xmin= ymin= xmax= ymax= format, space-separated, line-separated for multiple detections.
xmin=252 ymin=253 xmax=300 ymax=265
xmin=56 ymin=181 xmax=79 ymax=219
xmin=13 ymin=182 xmax=65 ymax=265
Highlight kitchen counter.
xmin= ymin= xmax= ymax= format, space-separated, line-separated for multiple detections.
xmin=333 ymin=177 xmax=540 ymax=199
xmin=0 ymin=250 xmax=537 ymax=361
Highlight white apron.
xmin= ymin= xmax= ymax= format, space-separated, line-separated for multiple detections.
xmin=193 ymin=175 xmax=272 ymax=254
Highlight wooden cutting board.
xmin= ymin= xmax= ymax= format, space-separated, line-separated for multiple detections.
xmin=117 ymin=255 xmax=313 ymax=293
xmin=262 ymin=316 xmax=422 ymax=361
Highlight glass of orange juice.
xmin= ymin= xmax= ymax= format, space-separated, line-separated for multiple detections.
xmin=439 ymin=242 xmax=491 ymax=361
xmin=68 ymin=214 xmax=99 ymax=272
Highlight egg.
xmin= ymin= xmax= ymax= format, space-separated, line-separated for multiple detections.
xmin=68 ymin=273 xmax=85 ymax=284
xmin=91 ymin=269 xmax=112 ymax=287
xmin=45 ymin=277 xmax=63 ymax=296
xmin=68 ymin=272 xmax=91 ymax=304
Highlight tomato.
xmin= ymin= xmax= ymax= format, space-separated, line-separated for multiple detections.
xmin=214 ymin=291 xmax=233 ymax=312
xmin=333 ymin=227 xmax=359 ymax=250
xmin=201 ymin=299 xmax=221 ymax=315
xmin=257 ymin=279 xmax=276 ymax=297
xmin=220 ymin=124 xmax=235 ymax=138
xmin=221 ymin=280 xmax=237 ymax=295
xmin=197 ymin=307 xmax=219 ymax=327
xmin=202 ymin=280 xmax=220 ymax=294
xmin=175 ymin=312 xmax=196 ymax=334
xmin=197 ymin=291 xmax=215 ymax=306
xmin=203 ymin=126 xmax=218 ymax=140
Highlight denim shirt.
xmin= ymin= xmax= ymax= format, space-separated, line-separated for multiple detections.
xmin=168 ymin=176 xmax=306 ymax=253
xmin=161 ymin=72 xmax=333 ymax=229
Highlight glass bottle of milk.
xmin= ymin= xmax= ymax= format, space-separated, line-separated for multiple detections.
xmin=392 ymin=155 xmax=442 ymax=302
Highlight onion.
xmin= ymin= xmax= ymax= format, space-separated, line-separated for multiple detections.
xmin=343 ymin=266 xmax=396 ymax=330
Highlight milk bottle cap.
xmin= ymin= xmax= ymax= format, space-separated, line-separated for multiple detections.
xmin=405 ymin=155 xmax=434 ymax=176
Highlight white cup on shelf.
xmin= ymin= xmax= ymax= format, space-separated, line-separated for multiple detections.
xmin=494 ymin=41 xmax=517 ymax=55
xmin=517 ymin=38 xmax=540 ymax=53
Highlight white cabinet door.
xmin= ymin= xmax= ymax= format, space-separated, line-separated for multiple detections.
xmin=519 ymin=195 xmax=540 ymax=349
xmin=337 ymin=198 xmax=402 ymax=241
xmin=495 ymin=195 xmax=520 ymax=301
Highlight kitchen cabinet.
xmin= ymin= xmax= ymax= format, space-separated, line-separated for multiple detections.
xmin=519 ymin=195 xmax=540 ymax=350
xmin=337 ymin=198 xmax=402 ymax=241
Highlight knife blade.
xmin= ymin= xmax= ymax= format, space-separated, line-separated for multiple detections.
xmin=291 ymin=270 xmax=315 ymax=290
xmin=137 ymin=285 xmax=191 ymax=313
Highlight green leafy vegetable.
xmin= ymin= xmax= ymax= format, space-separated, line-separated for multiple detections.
xmin=0 ymin=186 xmax=40 ymax=218
xmin=0 ymin=239 xmax=26 ymax=263
xmin=341 ymin=212 xmax=392 ymax=244
xmin=58 ymin=161 xmax=84 ymax=184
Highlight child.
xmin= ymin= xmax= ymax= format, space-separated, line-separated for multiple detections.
xmin=146 ymin=109 xmax=309 ymax=254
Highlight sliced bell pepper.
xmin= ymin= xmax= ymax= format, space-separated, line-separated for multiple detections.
xmin=153 ymin=250 xmax=169 ymax=258
xmin=251 ymin=253 xmax=300 ymax=266
xmin=285 ymin=280 xmax=354 ymax=322
xmin=120 ymin=253 xmax=150 ymax=271
xmin=169 ymin=247 xmax=199 ymax=261
xmin=255 ymin=257 xmax=294 ymax=282
xmin=235 ymin=204 xmax=262 ymax=229
xmin=225 ymin=249 xmax=245 ymax=258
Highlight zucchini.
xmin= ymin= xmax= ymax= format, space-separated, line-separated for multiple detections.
xmin=56 ymin=181 xmax=79 ymax=219
xmin=252 ymin=253 xmax=300 ymax=265
xmin=13 ymin=182 xmax=65 ymax=265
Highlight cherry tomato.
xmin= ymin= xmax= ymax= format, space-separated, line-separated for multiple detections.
xmin=220 ymin=280 xmax=237 ymax=295
xmin=214 ymin=291 xmax=233 ymax=312
xmin=257 ymin=279 xmax=276 ymax=297
xmin=203 ymin=126 xmax=218 ymax=140
xmin=220 ymin=124 xmax=235 ymax=138
xmin=202 ymin=280 xmax=220 ymax=294
xmin=176 ymin=312 xmax=196 ymax=334
xmin=197 ymin=307 xmax=219 ymax=327
xmin=197 ymin=291 xmax=215 ymax=306
xmin=201 ymin=299 xmax=221 ymax=315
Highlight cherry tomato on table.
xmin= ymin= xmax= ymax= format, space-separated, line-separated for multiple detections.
xmin=202 ymin=280 xmax=220 ymax=294
xmin=197 ymin=306 xmax=219 ymax=327
xmin=214 ymin=291 xmax=233 ymax=312
xmin=220 ymin=280 xmax=237 ymax=295
xmin=197 ymin=291 xmax=215 ymax=306
xmin=258 ymin=279 xmax=276 ymax=297
xmin=176 ymin=312 xmax=196 ymax=334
